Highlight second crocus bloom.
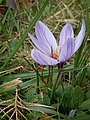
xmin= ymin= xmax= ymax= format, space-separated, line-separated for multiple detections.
xmin=28 ymin=20 xmax=86 ymax=65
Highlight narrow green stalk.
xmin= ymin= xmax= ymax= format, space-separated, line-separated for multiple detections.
xmin=51 ymin=66 xmax=53 ymax=83
xmin=24 ymin=58 xmax=41 ymax=94
xmin=48 ymin=66 xmax=53 ymax=101
xmin=36 ymin=70 xmax=39 ymax=94
xmin=29 ymin=63 xmax=40 ymax=94
xmin=50 ymin=68 xmax=62 ymax=103
xmin=49 ymin=66 xmax=53 ymax=88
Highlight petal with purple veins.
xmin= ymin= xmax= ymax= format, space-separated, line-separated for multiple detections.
xmin=28 ymin=33 xmax=51 ymax=55
xmin=59 ymin=23 xmax=74 ymax=46
xmin=31 ymin=49 xmax=59 ymax=65
xmin=59 ymin=38 xmax=75 ymax=62
xmin=35 ymin=21 xmax=57 ymax=53
xmin=66 ymin=38 xmax=75 ymax=60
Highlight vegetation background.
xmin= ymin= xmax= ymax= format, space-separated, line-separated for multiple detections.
xmin=0 ymin=0 xmax=90 ymax=120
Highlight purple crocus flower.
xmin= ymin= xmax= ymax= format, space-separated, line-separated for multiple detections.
xmin=28 ymin=20 xmax=86 ymax=66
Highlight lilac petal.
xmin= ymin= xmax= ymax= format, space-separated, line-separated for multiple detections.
xmin=59 ymin=23 xmax=74 ymax=46
xmin=74 ymin=19 xmax=86 ymax=53
xmin=31 ymin=49 xmax=59 ymax=65
xmin=28 ymin=33 xmax=50 ymax=55
xmin=66 ymin=38 xmax=75 ymax=60
xmin=59 ymin=38 xmax=75 ymax=62
xmin=35 ymin=21 xmax=57 ymax=53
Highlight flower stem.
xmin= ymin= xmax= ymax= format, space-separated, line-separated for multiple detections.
xmin=50 ymin=67 xmax=62 ymax=103
xmin=49 ymin=66 xmax=53 ymax=88
xmin=36 ymin=70 xmax=39 ymax=94
xmin=30 ymin=64 xmax=40 ymax=94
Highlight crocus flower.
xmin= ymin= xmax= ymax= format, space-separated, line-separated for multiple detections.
xmin=28 ymin=20 xmax=86 ymax=66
